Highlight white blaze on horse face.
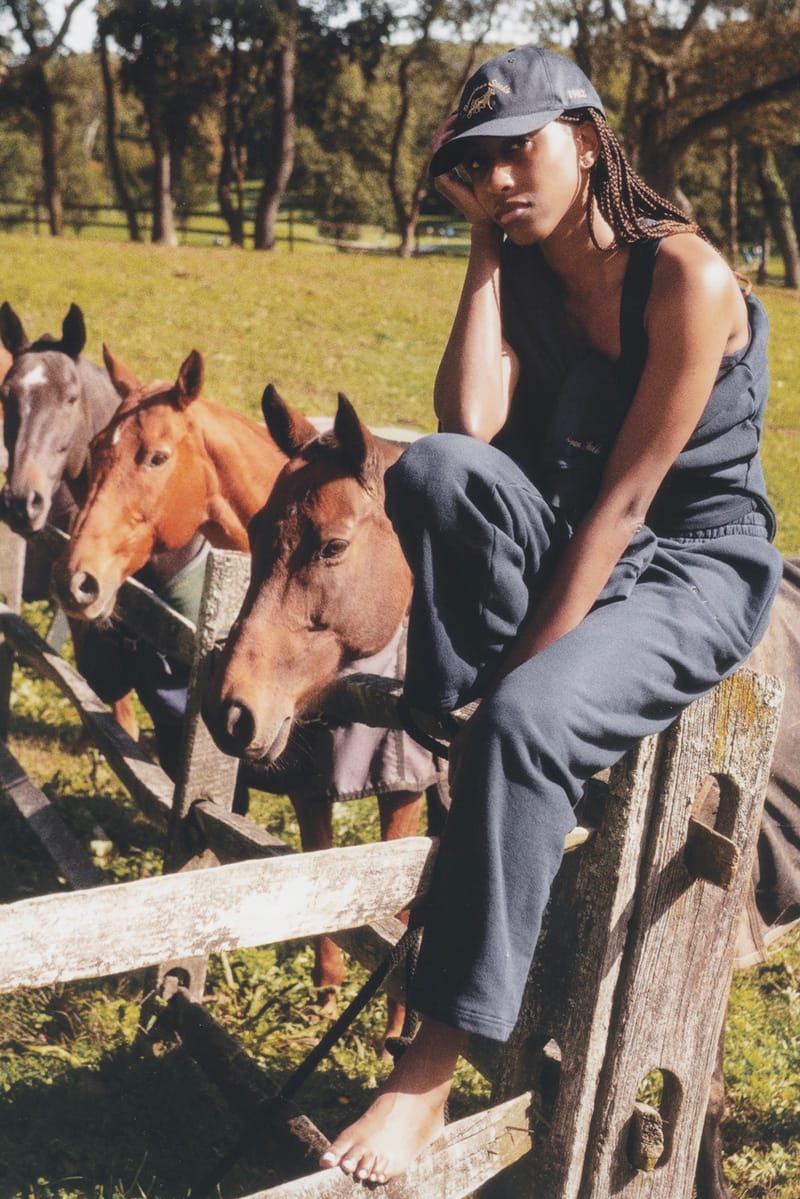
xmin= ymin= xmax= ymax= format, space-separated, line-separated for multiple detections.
xmin=18 ymin=363 xmax=48 ymax=389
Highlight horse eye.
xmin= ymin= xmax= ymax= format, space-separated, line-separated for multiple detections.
xmin=319 ymin=538 xmax=349 ymax=560
xmin=147 ymin=449 xmax=171 ymax=468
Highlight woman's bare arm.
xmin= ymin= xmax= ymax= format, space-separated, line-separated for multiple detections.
xmin=430 ymin=123 xmax=519 ymax=439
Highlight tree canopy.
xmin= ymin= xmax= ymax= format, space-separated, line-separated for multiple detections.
xmin=0 ymin=0 xmax=797 ymax=274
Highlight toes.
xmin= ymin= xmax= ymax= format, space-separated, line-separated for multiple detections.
xmin=319 ymin=1143 xmax=367 ymax=1178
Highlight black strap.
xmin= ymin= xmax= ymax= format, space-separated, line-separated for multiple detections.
xmin=396 ymin=695 xmax=451 ymax=760
xmin=618 ymin=237 xmax=660 ymax=392
xmin=189 ymin=920 xmax=425 ymax=1198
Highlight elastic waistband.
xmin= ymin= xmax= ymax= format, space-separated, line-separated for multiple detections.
xmin=659 ymin=510 xmax=771 ymax=543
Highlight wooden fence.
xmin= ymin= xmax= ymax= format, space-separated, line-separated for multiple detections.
xmin=0 ymin=518 xmax=784 ymax=1198
xmin=0 ymin=193 xmax=464 ymax=254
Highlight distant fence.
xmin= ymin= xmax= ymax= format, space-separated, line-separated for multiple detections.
xmin=0 ymin=193 xmax=470 ymax=255
xmin=0 ymin=192 xmax=310 ymax=249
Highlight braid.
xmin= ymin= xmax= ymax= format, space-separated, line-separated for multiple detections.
xmin=558 ymin=110 xmax=705 ymax=249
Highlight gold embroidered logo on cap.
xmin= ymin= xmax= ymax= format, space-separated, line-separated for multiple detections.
xmin=462 ymin=79 xmax=512 ymax=120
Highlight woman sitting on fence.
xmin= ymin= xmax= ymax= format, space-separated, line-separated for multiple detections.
xmin=319 ymin=45 xmax=782 ymax=1184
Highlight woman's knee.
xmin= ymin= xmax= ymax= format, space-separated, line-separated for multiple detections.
xmin=466 ymin=680 xmax=568 ymax=772
xmin=385 ymin=434 xmax=470 ymax=510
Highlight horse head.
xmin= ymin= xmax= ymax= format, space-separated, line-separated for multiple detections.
xmin=204 ymin=386 xmax=413 ymax=764
xmin=0 ymin=302 xmax=117 ymax=533
xmin=53 ymin=345 xmax=216 ymax=621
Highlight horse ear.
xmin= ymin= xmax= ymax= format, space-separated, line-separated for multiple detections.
xmin=103 ymin=343 xmax=141 ymax=400
xmin=0 ymin=301 xmax=28 ymax=356
xmin=176 ymin=350 xmax=204 ymax=407
xmin=61 ymin=304 xmax=86 ymax=359
xmin=261 ymin=383 xmax=314 ymax=456
xmin=334 ymin=392 xmax=382 ymax=492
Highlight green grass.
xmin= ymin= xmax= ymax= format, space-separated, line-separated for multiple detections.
xmin=0 ymin=230 xmax=463 ymax=434
xmin=1 ymin=232 xmax=799 ymax=1197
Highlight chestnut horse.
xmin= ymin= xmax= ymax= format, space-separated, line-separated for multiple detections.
xmin=54 ymin=352 xmax=441 ymax=1044
xmin=204 ymin=389 xmax=414 ymax=766
xmin=0 ymin=301 xmax=137 ymax=736
xmin=54 ymin=345 xmax=290 ymax=620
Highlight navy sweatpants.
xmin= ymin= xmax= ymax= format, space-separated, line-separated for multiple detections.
xmin=385 ymin=433 xmax=782 ymax=1042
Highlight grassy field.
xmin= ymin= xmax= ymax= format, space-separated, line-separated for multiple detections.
xmin=0 ymin=231 xmax=799 ymax=1198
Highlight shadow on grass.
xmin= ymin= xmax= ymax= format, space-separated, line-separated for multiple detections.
xmin=0 ymin=1041 xmax=286 ymax=1199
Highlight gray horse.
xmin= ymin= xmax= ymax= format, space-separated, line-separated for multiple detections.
xmin=0 ymin=301 xmax=119 ymax=536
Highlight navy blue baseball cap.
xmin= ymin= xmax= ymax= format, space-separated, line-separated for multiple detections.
xmin=430 ymin=46 xmax=605 ymax=176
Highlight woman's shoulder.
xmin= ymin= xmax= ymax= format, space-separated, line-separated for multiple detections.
xmin=648 ymin=232 xmax=747 ymax=345
xmin=651 ymin=232 xmax=737 ymax=301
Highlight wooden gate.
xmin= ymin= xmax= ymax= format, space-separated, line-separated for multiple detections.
xmin=0 ymin=522 xmax=783 ymax=1198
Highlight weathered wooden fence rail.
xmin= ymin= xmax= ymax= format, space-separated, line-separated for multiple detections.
xmin=0 ymin=520 xmax=784 ymax=1198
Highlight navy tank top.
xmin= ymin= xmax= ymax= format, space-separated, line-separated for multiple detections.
xmin=496 ymin=238 xmax=776 ymax=538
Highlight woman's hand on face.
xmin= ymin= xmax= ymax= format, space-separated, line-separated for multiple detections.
xmin=430 ymin=115 xmax=492 ymax=227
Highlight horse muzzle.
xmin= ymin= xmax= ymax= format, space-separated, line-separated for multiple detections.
xmin=1 ymin=482 xmax=49 ymax=534
xmin=203 ymin=692 xmax=293 ymax=764
xmin=53 ymin=561 xmax=117 ymax=622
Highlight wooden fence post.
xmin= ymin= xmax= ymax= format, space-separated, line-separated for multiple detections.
xmin=482 ymin=668 xmax=783 ymax=1199
xmin=157 ymin=548 xmax=252 ymax=999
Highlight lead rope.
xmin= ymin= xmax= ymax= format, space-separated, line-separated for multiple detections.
xmin=189 ymin=918 xmax=425 ymax=1199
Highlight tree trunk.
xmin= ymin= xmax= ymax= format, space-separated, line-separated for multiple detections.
xmin=219 ymin=135 xmax=247 ymax=249
xmin=755 ymin=145 xmax=800 ymax=288
xmin=757 ymin=227 xmax=771 ymax=285
xmin=33 ymin=64 xmax=63 ymax=237
xmin=98 ymin=19 xmax=141 ymax=242
xmin=145 ymin=98 xmax=177 ymax=247
xmin=389 ymin=35 xmax=490 ymax=259
xmin=726 ymin=137 xmax=739 ymax=269
xmin=254 ymin=8 xmax=297 ymax=252
xmin=217 ymin=19 xmax=246 ymax=248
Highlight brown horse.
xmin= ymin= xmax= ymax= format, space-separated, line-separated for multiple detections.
xmin=202 ymin=389 xmax=438 ymax=1045
xmin=205 ymin=388 xmax=414 ymax=765
xmin=54 ymin=354 xmax=437 ymax=1044
xmin=54 ymin=345 xmax=290 ymax=621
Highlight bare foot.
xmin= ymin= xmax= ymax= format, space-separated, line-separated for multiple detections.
xmin=319 ymin=1018 xmax=465 ymax=1183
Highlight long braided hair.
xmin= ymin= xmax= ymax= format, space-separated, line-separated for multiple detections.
xmin=558 ymin=109 xmax=703 ymax=250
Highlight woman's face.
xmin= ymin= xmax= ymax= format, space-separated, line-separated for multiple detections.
xmin=461 ymin=120 xmax=597 ymax=246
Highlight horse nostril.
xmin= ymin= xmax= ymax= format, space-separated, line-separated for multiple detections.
xmin=224 ymin=700 xmax=255 ymax=750
xmin=70 ymin=570 xmax=100 ymax=606
xmin=26 ymin=490 xmax=44 ymax=517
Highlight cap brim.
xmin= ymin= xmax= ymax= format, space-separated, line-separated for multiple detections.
xmin=430 ymin=109 xmax=564 ymax=177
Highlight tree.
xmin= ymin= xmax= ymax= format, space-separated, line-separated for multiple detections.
xmin=297 ymin=7 xmax=503 ymax=255
xmin=97 ymin=2 xmax=141 ymax=241
xmin=755 ymin=144 xmax=800 ymax=287
xmin=382 ymin=2 xmax=504 ymax=257
xmin=516 ymin=0 xmax=800 ymax=237
xmin=0 ymin=0 xmax=90 ymax=235
xmin=101 ymin=0 xmax=217 ymax=245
